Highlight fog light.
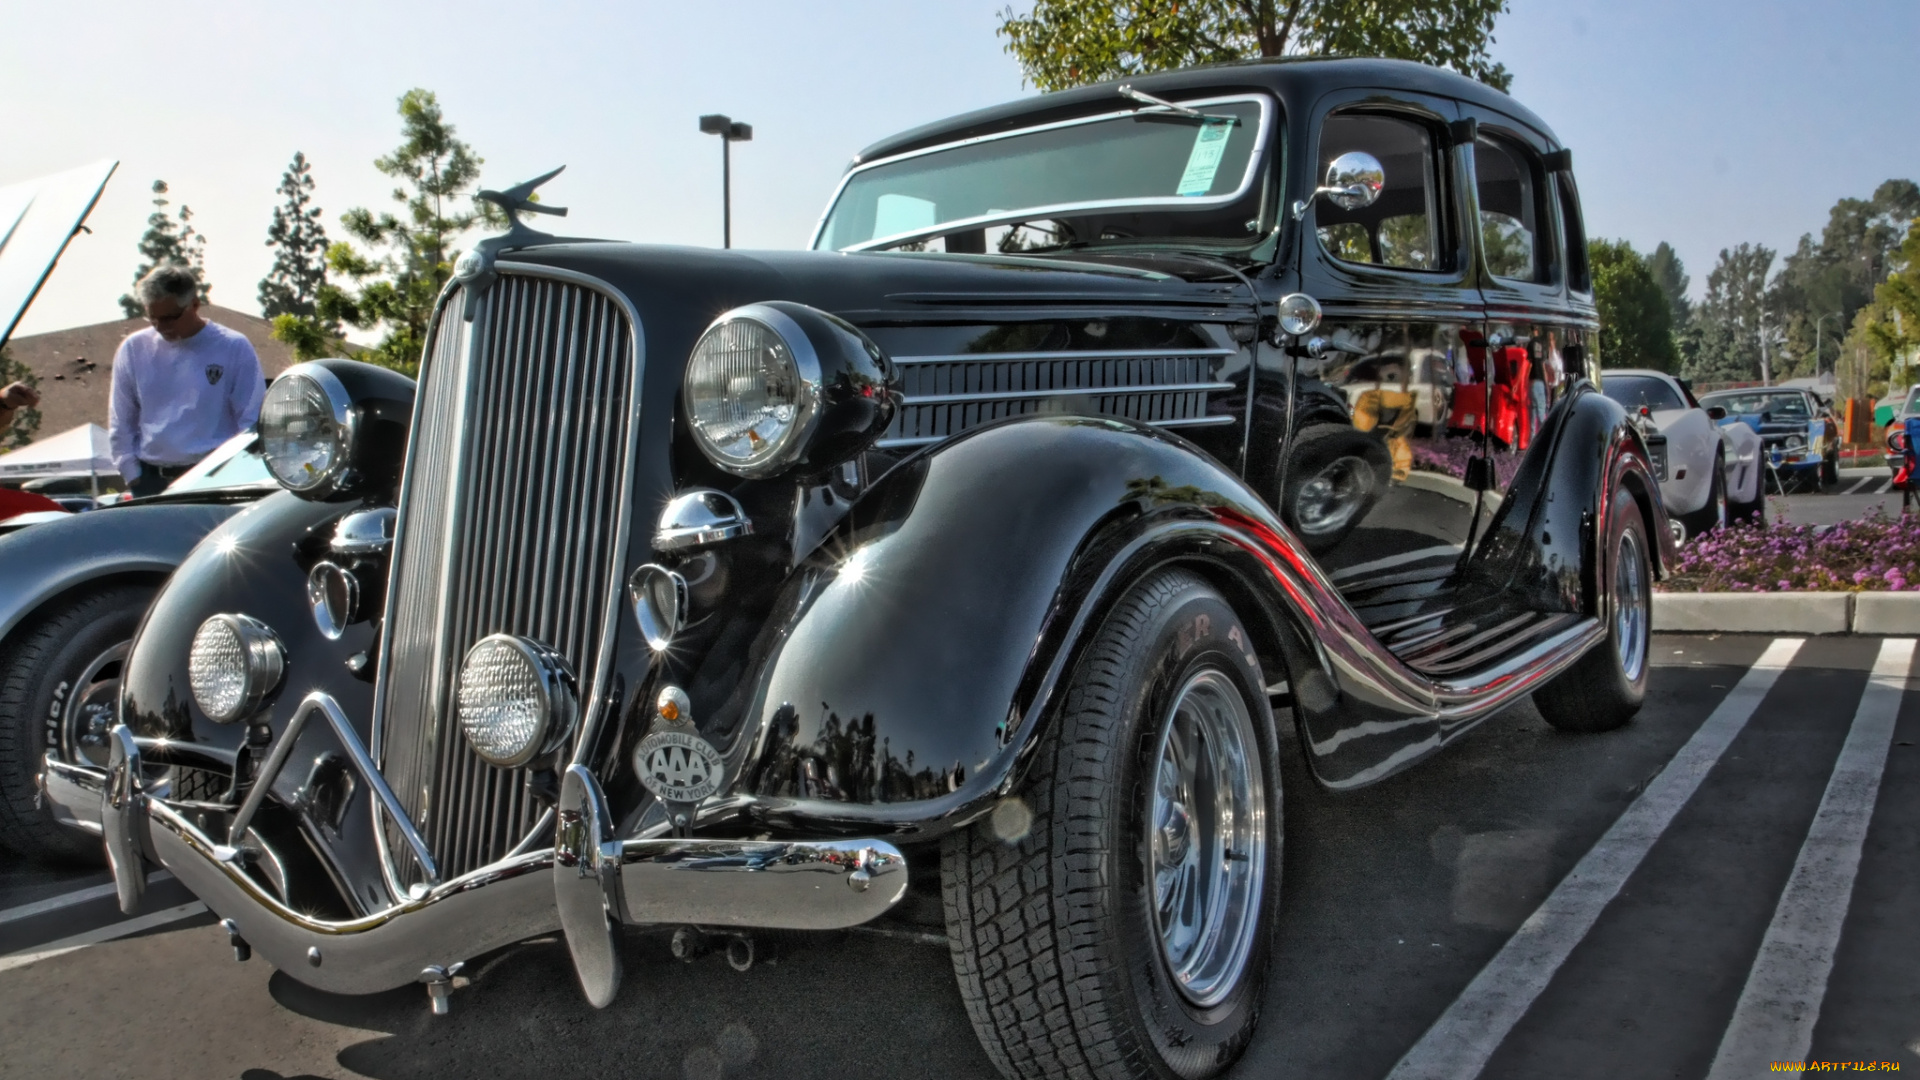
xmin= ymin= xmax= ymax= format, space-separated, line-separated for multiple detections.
xmin=455 ymin=635 xmax=577 ymax=768
xmin=307 ymin=562 xmax=361 ymax=641
xmin=627 ymin=564 xmax=687 ymax=653
xmin=188 ymin=615 xmax=285 ymax=723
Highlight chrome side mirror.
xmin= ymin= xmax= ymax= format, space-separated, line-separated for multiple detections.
xmin=1292 ymin=152 xmax=1386 ymax=220
xmin=1706 ymin=406 xmax=1728 ymax=421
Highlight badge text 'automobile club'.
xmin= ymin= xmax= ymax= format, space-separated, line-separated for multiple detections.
xmin=635 ymin=730 xmax=724 ymax=803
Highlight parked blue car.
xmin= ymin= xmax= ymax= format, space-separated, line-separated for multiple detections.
xmin=1696 ymin=387 xmax=1840 ymax=493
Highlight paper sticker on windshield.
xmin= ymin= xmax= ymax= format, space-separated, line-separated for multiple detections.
xmin=1177 ymin=120 xmax=1234 ymax=197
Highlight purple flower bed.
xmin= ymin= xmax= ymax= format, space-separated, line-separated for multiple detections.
xmin=1661 ymin=510 xmax=1920 ymax=592
xmin=1409 ymin=437 xmax=1525 ymax=488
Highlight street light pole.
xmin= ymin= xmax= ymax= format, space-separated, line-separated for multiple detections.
xmin=698 ymin=114 xmax=753 ymax=249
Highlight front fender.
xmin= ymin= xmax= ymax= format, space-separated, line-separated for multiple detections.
xmin=0 ymin=503 xmax=241 ymax=644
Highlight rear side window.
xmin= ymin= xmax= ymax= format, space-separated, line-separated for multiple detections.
xmin=1316 ymin=112 xmax=1442 ymax=272
xmin=1474 ymin=136 xmax=1550 ymax=283
xmin=1556 ymin=171 xmax=1590 ymax=292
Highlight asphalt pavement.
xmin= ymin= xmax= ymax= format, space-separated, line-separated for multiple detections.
xmin=1 ymin=634 xmax=1916 ymax=1079
xmin=1777 ymin=465 xmax=1912 ymax=527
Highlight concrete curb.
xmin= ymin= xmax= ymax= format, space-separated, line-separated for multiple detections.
xmin=1652 ymin=591 xmax=1920 ymax=634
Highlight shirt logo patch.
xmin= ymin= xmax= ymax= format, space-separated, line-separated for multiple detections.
xmin=205 ymin=365 xmax=224 ymax=386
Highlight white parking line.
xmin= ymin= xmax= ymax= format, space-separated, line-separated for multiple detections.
xmin=1843 ymin=476 xmax=1873 ymax=495
xmin=0 ymin=901 xmax=207 ymax=974
xmin=1705 ymin=638 xmax=1915 ymax=1079
xmin=1384 ymin=637 xmax=1806 ymax=1080
xmin=0 ymin=871 xmax=173 ymax=927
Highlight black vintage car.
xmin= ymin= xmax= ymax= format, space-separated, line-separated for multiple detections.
xmin=46 ymin=58 xmax=1670 ymax=1080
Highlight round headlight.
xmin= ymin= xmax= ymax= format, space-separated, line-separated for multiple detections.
xmin=188 ymin=614 xmax=285 ymax=723
xmin=684 ymin=306 xmax=821 ymax=477
xmin=455 ymin=635 xmax=577 ymax=769
xmin=260 ymin=366 xmax=355 ymax=495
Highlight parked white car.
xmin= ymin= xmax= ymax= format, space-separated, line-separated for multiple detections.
xmin=1600 ymin=369 xmax=1764 ymax=540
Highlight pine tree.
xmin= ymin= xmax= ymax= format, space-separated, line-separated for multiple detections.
xmin=258 ymin=152 xmax=330 ymax=320
xmin=117 ymin=180 xmax=210 ymax=317
xmin=313 ymin=89 xmax=499 ymax=377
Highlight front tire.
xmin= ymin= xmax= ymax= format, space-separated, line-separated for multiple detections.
xmin=1533 ymin=491 xmax=1651 ymax=734
xmin=942 ymin=569 xmax=1279 ymax=1080
xmin=1279 ymin=423 xmax=1391 ymax=553
xmin=0 ymin=584 xmax=155 ymax=862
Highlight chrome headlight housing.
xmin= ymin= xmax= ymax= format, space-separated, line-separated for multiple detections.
xmin=454 ymin=635 xmax=578 ymax=769
xmin=683 ymin=301 xmax=897 ymax=479
xmin=684 ymin=305 xmax=822 ymax=477
xmin=188 ymin=614 xmax=285 ymax=723
xmin=260 ymin=364 xmax=356 ymax=496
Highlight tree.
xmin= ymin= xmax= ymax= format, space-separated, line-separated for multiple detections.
xmin=1688 ymin=243 xmax=1779 ymax=385
xmin=1590 ymin=239 xmax=1679 ymax=373
xmin=1769 ymin=179 xmax=1919 ymax=380
xmin=258 ymin=152 xmax=331 ymax=320
xmin=309 ymin=89 xmax=498 ymax=377
xmin=0 ymin=347 xmax=39 ymax=450
xmin=116 ymin=180 xmax=209 ymax=317
xmin=997 ymin=0 xmax=1512 ymax=93
xmin=1865 ymin=217 xmax=1920 ymax=395
xmin=1645 ymin=241 xmax=1690 ymax=328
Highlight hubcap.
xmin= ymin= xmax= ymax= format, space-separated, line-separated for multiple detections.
xmin=1614 ymin=529 xmax=1649 ymax=683
xmin=60 ymin=642 xmax=128 ymax=769
xmin=1296 ymin=458 xmax=1369 ymax=535
xmin=1147 ymin=668 xmax=1266 ymax=1008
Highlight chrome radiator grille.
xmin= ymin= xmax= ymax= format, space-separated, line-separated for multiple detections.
xmin=876 ymin=347 xmax=1237 ymax=449
xmin=377 ymin=272 xmax=637 ymax=883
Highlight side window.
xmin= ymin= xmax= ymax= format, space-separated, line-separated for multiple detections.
xmin=1316 ymin=112 xmax=1442 ymax=272
xmin=1556 ymin=172 xmax=1590 ymax=292
xmin=1473 ymin=136 xmax=1550 ymax=283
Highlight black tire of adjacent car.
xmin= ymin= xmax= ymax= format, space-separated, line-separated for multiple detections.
xmin=941 ymin=569 xmax=1280 ymax=1080
xmin=0 ymin=584 xmax=154 ymax=862
xmin=1533 ymin=492 xmax=1651 ymax=734
xmin=1279 ymin=423 xmax=1392 ymax=554
xmin=1822 ymin=452 xmax=1840 ymax=488
xmin=1681 ymin=450 xmax=1728 ymax=540
xmin=1730 ymin=464 xmax=1766 ymax=526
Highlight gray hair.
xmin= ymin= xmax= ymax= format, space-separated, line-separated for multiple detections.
xmin=135 ymin=264 xmax=200 ymax=308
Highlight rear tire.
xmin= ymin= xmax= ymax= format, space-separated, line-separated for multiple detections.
xmin=1533 ymin=492 xmax=1650 ymax=734
xmin=942 ymin=569 xmax=1279 ymax=1080
xmin=1680 ymin=451 xmax=1728 ymax=540
xmin=0 ymin=584 xmax=155 ymax=862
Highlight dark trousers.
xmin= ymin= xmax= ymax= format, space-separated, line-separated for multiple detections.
xmin=131 ymin=461 xmax=189 ymax=498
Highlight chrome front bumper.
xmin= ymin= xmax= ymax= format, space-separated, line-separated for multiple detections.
xmin=41 ymin=712 xmax=908 ymax=1002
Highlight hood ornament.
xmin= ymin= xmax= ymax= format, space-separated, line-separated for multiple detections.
xmin=456 ymin=165 xmax=569 ymax=320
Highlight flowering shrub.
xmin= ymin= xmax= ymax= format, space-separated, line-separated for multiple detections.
xmin=1410 ymin=437 xmax=1525 ymax=488
xmin=1661 ymin=510 xmax=1920 ymax=592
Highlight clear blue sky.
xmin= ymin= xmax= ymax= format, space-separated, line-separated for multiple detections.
xmin=5 ymin=0 xmax=1916 ymax=337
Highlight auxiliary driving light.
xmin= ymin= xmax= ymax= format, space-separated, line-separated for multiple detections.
xmin=455 ymin=634 xmax=578 ymax=769
xmin=188 ymin=614 xmax=286 ymax=723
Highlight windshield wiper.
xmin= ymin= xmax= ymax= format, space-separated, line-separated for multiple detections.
xmin=1117 ymin=85 xmax=1240 ymax=124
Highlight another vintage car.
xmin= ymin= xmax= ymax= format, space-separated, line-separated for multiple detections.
xmin=1698 ymin=385 xmax=1840 ymax=492
xmin=1599 ymin=368 xmax=1764 ymax=539
xmin=46 ymin=60 xmax=1670 ymax=1080
xmin=0 ymin=430 xmax=287 ymax=860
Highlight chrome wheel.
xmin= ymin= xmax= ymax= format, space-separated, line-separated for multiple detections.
xmin=1295 ymin=457 xmax=1370 ymax=536
xmin=1614 ymin=528 xmax=1649 ymax=684
xmin=57 ymin=641 xmax=127 ymax=769
xmin=1148 ymin=667 xmax=1266 ymax=1008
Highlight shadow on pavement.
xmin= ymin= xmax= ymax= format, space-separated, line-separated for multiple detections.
xmin=268 ymin=928 xmax=995 ymax=1080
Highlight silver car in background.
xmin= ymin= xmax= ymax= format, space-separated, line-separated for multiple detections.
xmin=1601 ymin=369 xmax=1764 ymax=540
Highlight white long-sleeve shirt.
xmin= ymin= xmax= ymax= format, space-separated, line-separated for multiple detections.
xmin=108 ymin=322 xmax=264 ymax=481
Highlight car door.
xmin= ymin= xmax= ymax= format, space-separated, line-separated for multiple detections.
xmin=1275 ymin=87 xmax=1486 ymax=633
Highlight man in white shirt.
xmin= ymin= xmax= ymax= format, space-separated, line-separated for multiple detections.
xmin=109 ymin=266 xmax=264 ymax=497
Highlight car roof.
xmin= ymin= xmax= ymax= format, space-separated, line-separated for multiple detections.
xmin=852 ymin=57 xmax=1557 ymax=166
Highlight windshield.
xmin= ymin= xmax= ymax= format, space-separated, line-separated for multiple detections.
xmin=815 ymin=96 xmax=1272 ymax=254
xmin=1601 ymin=374 xmax=1687 ymax=413
xmin=1701 ymin=391 xmax=1810 ymax=418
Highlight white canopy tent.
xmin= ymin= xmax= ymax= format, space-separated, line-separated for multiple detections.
xmin=0 ymin=423 xmax=114 ymax=490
